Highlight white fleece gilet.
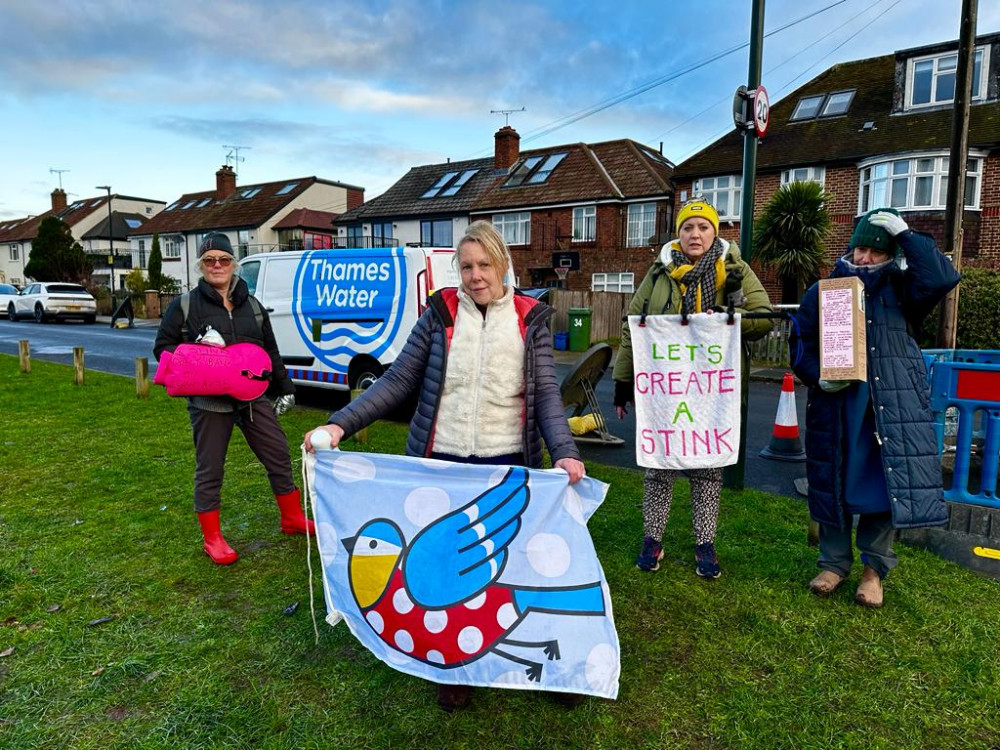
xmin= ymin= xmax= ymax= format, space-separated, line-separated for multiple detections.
xmin=433 ymin=286 xmax=525 ymax=458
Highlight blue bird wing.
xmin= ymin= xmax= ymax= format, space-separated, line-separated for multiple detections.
xmin=404 ymin=467 xmax=530 ymax=609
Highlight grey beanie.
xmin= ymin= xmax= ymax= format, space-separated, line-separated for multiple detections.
xmin=198 ymin=232 xmax=234 ymax=257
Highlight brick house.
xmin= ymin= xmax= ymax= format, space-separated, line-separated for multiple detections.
xmin=130 ymin=166 xmax=365 ymax=291
xmin=672 ymin=32 xmax=1000 ymax=302
xmin=333 ymin=155 xmax=498 ymax=250
xmin=470 ymin=127 xmax=675 ymax=292
xmin=0 ymin=189 xmax=166 ymax=288
xmin=336 ymin=126 xmax=675 ymax=292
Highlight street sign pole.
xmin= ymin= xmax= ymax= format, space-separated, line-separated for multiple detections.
xmin=724 ymin=0 xmax=766 ymax=491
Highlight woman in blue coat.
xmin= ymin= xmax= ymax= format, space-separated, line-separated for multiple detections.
xmin=789 ymin=208 xmax=959 ymax=608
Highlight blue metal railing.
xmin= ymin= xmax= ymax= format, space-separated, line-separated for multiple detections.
xmin=926 ymin=353 xmax=1000 ymax=508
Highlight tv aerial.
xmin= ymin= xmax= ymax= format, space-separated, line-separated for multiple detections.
xmin=490 ymin=107 xmax=526 ymax=126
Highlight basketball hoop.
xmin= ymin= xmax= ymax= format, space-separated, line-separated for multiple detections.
xmin=554 ymin=266 xmax=569 ymax=284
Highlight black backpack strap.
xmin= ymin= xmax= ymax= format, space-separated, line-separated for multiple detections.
xmin=179 ymin=292 xmax=192 ymax=340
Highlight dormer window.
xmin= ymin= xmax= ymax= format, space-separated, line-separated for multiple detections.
xmin=906 ymin=47 xmax=987 ymax=109
xmin=790 ymin=90 xmax=855 ymax=121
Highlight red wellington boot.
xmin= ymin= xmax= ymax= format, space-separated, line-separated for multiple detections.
xmin=196 ymin=510 xmax=238 ymax=565
xmin=276 ymin=489 xmax=315 ymax=535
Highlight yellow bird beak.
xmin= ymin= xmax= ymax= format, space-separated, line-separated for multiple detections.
xmin=350 ymin=553 xmax=399 ymax=609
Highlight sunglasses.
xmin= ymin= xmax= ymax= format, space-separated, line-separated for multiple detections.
xmin=202 ymin=256 xmax=234 ymax=267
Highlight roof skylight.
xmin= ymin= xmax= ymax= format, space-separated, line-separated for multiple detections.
xmin=504 ymin=153 xmax=567 ymax=187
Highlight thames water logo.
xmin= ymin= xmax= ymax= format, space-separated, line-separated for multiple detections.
xmin=292 ymin=249 xmax=409 ymax=374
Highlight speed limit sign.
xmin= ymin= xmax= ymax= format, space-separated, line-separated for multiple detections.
xmin=752 ymin=85 xmax=770 ymax=138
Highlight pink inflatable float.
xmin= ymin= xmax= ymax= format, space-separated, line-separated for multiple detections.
xmin=154 ymin=343 xmax=272 ymax=401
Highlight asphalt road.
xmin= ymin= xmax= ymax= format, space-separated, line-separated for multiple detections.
xmin=0 ymin=318 xmax=808 ymax=497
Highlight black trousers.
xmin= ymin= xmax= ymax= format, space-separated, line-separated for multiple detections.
xmin=188 ymin=399 xmax=296 ymax=513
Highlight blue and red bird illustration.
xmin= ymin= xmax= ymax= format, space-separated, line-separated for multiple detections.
xmin=343 ymin=467 xmax=605 ymax=680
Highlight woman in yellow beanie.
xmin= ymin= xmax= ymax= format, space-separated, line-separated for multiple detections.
xmin=612 ymin=199 xmax=773 ymax=578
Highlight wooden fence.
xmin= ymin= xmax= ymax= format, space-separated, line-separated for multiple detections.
xmin=547 ymin=290 xmax=631 ymax=344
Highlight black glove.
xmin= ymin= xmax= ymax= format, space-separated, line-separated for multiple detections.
xmin=724 ymin=266 xmax=745 ymax=308
xmin=614 ymin=380 xmax=634 ymax=409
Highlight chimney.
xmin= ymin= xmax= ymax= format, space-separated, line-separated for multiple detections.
xmin=51 ymin=188 xmax=67 ymax=212
xmin=216 ymin=165 xmax=236 ymax=200
xmin=494 ymin=126 xmax=520 ymax=170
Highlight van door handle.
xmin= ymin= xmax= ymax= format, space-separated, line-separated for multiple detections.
xmin=265 ymin=307 xmax=275 ymax=312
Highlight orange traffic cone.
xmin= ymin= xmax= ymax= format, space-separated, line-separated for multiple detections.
xmin=759 ymin=372 xmax=806 ymax=462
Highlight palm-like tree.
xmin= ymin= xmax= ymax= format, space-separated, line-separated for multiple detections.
xmin=753 ymin=180 xmax=832 ymax=303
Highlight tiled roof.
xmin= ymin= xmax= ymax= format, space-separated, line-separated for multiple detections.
xmin=271 ymin=208 xmax=339 ymax=231
xmin=131 ymin=177 xmax=358 ymax=237
xmin=335 ymin=157 xmax=496 ymax=223
xmin=0 ymin=194 xmax=113 ymax=243
xmin=674 ymin=37 xmax=1000 ymax=180
xmin=472 ymin=140 xmax=674 ymax=212
xmin=81 ymin=212 xmax=148 ymax=241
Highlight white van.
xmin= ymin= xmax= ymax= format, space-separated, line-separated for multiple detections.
xmin=239 ymin=246 xmax=458 ymax=391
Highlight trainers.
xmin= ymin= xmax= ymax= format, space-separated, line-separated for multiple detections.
xmin=636 ymin=536 xmax=664 ymax=572
xmin=694 ymin=542 xmax=721 ymax=579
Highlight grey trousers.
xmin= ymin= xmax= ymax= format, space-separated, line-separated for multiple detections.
xmin=188 ymin=398 xmax=296 ymax=513
xmin=818 ymin=511 xmax=898 ymax=579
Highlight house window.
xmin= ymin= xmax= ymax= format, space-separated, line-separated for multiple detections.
xmin=421 ymin=219 xmax=453 ymax=247
xmin=138 ymin=239 xmax=146 ymax=268
xmin=503 ymin=153 xmax=567 ymax=187
xmin=346 ymin=225 xmax=363 ymax=247
xmin=9 ymin=244 xmax=19 ymax=261
xmin=907 ymin=47 xmax=986 ymax=109
xmin=237 ymin=230 xmax=250 ymax=258
xmin=239 ymin=187 xmax=262 ymax=199
xmin=492 ymin=212 xmax=531 ymax=245
xmin=164 ymin=238 xmax=181 ymax=259
xmin=572 ymin=206 xmax=596 ymax=242
xmin=693 ymin=175 xmax=742 ymax=219
xmin=858 ymin=154 xmax=983 ymax=213
xmin=197 ymin=198 xmax=211 ymax=208
xmin=790 ymin=95 xmax=825 ymax=121
xmin=421 ymin=172 xmax=459 ymax=199
xmin=627 ymin=203 xmax=657 ymax=247
xmin=440 ymin=169 xmax=479 ymax=197
xmin=276 ymin=182 xmax=299 ymax=196
xmin=790 ymin=90 xmax=855 ymax=121
xmin=592 ymin=272 xmax=635 ymax=293
xmin=781 ymin=166 xmax=826 ymax=186
xmin=372 ymin=221 xmax=393 ymax=245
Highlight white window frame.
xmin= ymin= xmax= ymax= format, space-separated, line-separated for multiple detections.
xmin=164 ymin=238 xmax=181 ymax=259
xmin=905 ymin=46 xmax=989 ymax=110
xmin=591 ymin=272 xmax=635 ymax=294
xmin=9 ymin=244 xmax=19 ymax=261
xmin=572 ymin=205 xmax=596 ymax=242
xmin=692 ymin=175 xmax=742 ymax=220
xmin=492 ymin=212 xmax=531 ymax=245
xmin=627 ymin=203 xmax=658 ymax=247
xmin=781 ymin=166 xmax=826 ymax=187
xmin=857 ymin=152 xmax=985 ymax=214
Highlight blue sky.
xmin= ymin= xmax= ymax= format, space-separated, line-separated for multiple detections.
xmin=2 ymin=0 xmax=997 ymax=219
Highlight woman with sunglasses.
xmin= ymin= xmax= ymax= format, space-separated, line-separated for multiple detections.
xmin=154 ymin=233 xmax=312 ymax=565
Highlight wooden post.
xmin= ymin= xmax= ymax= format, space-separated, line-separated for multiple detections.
xmin=73 ymin=347 xmax=85 ymax=386
xmin=135 ymin=357 xmax=150 ymax=399
xmin=350 ymin=389 xmax=369 ymax=443
xmin=18 ymin=340 xmax=30 ymax=373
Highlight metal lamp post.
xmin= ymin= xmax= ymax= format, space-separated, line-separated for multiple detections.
xmin=96 ymin=185 xmax=113 ymax=290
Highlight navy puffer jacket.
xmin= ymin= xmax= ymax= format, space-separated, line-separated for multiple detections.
xmin=328 ymin=288 xmax=579 ymax=468
xmin=789 ymin=230 xmax=960 ymax=530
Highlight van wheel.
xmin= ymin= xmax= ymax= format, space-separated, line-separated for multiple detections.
xmin=349 ymin=359 xmax=383 ymax=392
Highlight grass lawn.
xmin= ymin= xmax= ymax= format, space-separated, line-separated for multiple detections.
xmin=2 ymin=355 xmax=999 ymax=750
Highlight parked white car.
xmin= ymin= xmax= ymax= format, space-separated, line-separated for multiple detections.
xmin=7 ymin=282 xmax=97 ymax=324
xmin=0 ymin=283 xmax=18 ymax=313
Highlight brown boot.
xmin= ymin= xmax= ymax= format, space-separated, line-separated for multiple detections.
xmin=437 ymin=684 xmax=472 ymax=711
xmin=809 ymin=570 xmax=844 ymax=596
xmin=855 ymin=565 xmax=884 ymax=608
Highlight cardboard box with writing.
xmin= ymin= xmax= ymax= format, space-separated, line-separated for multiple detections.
xmin=819 ymin=277 xmax=867 ymax=381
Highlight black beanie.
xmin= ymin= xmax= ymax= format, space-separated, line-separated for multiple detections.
xmin=198 ymin=232 xmax=234 ymax=257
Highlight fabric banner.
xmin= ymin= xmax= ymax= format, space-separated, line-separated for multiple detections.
xmin=628 ymin=313 xmax=742 ymax=470
xmin=304 ymin=450 xmax=620 ymax=699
